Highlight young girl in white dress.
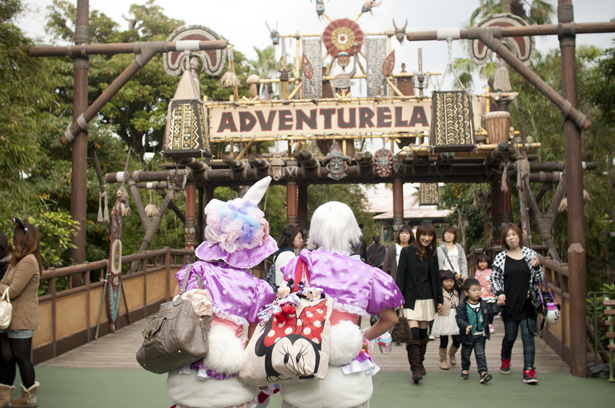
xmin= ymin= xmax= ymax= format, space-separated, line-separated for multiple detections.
xmin=431 ymin=271 xmax=461 ymax=370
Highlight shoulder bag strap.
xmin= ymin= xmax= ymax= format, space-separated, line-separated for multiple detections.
xmin=293 ymin=258 xmax=310 ymax=292
xmin=443 ymin=249 xmax=457 ymax=276
xmin=179 ymin=264 xmax=203 ymax=294
xmin=368 ymin=244 xmax=383 ymax=265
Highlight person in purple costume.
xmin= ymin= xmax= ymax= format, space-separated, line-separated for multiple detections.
xmin=166 ymin=177 xmax=277 ymax=408
xmin=278 ymin=201 xmax=404 ymax=408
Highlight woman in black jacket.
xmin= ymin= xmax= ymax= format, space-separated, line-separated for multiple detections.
xmin=396 ymin=221 xmax=443 ymax=383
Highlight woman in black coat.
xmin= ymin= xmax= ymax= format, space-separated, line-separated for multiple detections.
xmin=395 ymin=221 xmax=443 ymax=383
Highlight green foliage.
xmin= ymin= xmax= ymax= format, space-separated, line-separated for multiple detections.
xmin=442 ymin=42 xmax=615 ymax=290
xmin=591 ymin=44 xmax=615 ymax=126
xmin=0 ymin=0 xmax=53 ymax=193
xmin=586 ymin=284 xmax=615 ymax=351
xmin=307 ymin=184 xmax=377 ymax=242
xmin=25 ymin=210 xmax=79 ymax=269
xmin=470 ymin=0 xmax=554 ymax=26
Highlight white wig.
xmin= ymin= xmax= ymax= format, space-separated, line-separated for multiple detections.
xmin=307 ymin=201 xmax=362 ymax=253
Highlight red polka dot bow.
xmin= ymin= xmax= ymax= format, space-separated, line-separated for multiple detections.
xmin=264 ymin=300 xmax=329 ymax=347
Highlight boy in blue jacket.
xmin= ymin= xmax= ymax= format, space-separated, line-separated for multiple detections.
xmin=456 ymin=278 xmax=501 ymax=383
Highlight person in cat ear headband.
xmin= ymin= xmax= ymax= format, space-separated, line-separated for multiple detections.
xmin=0 ymin=219 xmax=42 ymax=407
xmin=12 ymin=218 xmax=28 ymax=233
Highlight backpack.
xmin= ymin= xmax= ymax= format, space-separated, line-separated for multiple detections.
xmin=264 ymin=248 xmax=293 ymax=292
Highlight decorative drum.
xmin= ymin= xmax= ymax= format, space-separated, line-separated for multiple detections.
xmin=483 ymin=111 xmax=511 ymax=144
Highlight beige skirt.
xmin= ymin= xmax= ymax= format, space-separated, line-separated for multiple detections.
xmin=403 ymin=299 xmax=436 ymax=322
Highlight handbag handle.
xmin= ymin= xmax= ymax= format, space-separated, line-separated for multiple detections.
xmin=1 ymin=288 xmax=9 ymax=303
xmin=293 ymin=258 xmax=310 ymax=292
xmin=179 ymin=264 xmax=203 ymax=295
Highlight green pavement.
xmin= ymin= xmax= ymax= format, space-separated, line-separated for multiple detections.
xmin=20 ymin=367 xmax=614 ymax=407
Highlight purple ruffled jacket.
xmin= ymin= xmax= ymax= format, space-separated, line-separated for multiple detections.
xmin=175 ymin=237 xmax=277 ymax=326
xmin=281 ymin=248 xmax=404 ymax=317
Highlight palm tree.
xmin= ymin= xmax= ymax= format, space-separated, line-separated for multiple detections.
xmin=247 ymin=45 xmax=296 ymax=99
xmin=471 ymin=0 xmax=555 ymax=26
xmin=465 ymin=1 xmax=555 ymax=88
xmin=248 ymin=45 xmax=280 ymax=99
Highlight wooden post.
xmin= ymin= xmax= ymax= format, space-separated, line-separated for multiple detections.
xmin=68 ymin=0 xmax=89 ymax=279
xmin=185 ymin=183 xmax=197 ymax=253
xmin=165 ymin=247 xmax=171 ymax=302
xmin=491 ymin=182 xmax=513 ymax=245
xmin=298 ymin=185 xmax=308 ymax=232
xmin=393 ymin=177 xmax=404 ymax=227
xmin=559 ymin=0 xmax=587 ymax=377
xmin=202 ymin=185 xmax=215 ymax=243
xmin=287 ymin=181 xmax=298 ymax=225
xmin=197 ymin=186 xmax=204 ymax=247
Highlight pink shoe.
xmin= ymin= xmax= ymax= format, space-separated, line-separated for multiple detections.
xmin=489 ymin=324 xmax=495 ymax=334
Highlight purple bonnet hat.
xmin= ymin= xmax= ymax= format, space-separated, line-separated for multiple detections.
xmin=196 ymin=176 xmax=278 ymax=268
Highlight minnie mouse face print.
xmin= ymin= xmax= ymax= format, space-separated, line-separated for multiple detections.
xmin=254 ymin=301 xmax=328 ymax=383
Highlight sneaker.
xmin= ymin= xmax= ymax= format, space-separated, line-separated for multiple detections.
xmin=489 ymin=324 xmax=495 ymax=334
xmin=523 ymin=368 xmax=538 ymax=384
xmin=480 ymin=372 xmax=492 ymax=384
xmin=461 ymin=370 xmax=469 ymax=380
xmin=500 ymin=358 xmax=511 ymax=374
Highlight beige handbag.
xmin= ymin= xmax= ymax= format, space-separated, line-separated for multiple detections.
xmin=0 ymin=288 xmax=12 ymax=330
xmin=136 ymin=265 xmax=211 ymax=374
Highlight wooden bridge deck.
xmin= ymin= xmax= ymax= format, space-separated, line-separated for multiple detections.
xmin=39 ymin=317 xmax=569 ymax=373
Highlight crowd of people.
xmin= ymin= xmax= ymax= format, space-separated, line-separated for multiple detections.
xmin=0 ymin=177 xmax=545 ymax=408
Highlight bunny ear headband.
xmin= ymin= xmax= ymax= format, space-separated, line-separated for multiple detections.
xmin=204 ymin=177 xmax=272 ymax=253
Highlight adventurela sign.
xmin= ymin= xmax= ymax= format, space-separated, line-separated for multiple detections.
xmin=208 ymin=100 xmax=479 ymax=138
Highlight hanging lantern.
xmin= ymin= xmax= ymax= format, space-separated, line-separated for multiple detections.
xmin=419 ymin=183 xmax=440 ymax=206
xmin=430 ymin=91 xmax=477 ymax=152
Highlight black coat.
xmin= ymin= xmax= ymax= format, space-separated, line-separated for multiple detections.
xmin=455 ymin=298 xmax=501 ymax=345
xmin=366 ymin=243 xmax=385 ymax=268
xmin=395 ymin=245 xmax=443 ymax=311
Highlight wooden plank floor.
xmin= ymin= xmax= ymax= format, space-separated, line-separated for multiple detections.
xmin=369 ymin=317 xmax=570 ymax=374
xmin=39 ymin=317 xmax=569 ymax=374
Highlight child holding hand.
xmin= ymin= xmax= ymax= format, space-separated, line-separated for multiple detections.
xmin=431 ymin=271 xmax=461 ymax=370
xmin=474 ymin=254 xmax=497 ymax=334
xmin=456 ymin=278 xmax=501 ymax=383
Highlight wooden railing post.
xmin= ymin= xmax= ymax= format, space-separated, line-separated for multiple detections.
xmin=85 ymin=270 xmax=90 ymax=342
xmin=50 ymin=277 xmax=57 ymax=358
xmin=143 ymin=254 xmax=147 ymax=319
xmin=165 ymin=247 xmax=171 ymax=301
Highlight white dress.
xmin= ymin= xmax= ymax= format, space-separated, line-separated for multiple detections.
xmin=431 ymin=291 xmax=460 ymax=337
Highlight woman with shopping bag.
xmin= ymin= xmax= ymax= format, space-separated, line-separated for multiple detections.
xmin=0 ymin=218 xmax=42 ymax=407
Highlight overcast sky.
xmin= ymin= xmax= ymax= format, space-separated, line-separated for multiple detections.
xmin=16 ymin=0 xmax=615 ymax=197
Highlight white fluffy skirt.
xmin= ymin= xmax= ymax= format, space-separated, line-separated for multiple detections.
xmin=431 ymin=309 xmax=460 ymax=337
xmin=167 ymin=371 xmax=258 ymax=408
xmin=403 ymin=299 xmax=435 ymax=322
xmin=280 ymin=366 xmax=372 ymax=408
xmin=282 ymin=401 xmax=369 ymax=408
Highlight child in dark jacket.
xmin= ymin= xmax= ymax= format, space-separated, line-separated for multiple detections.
xmin=456 ymin=278 xmax=501 ymax=383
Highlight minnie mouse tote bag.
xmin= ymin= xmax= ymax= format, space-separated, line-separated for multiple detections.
xmin=240 ymin=258 xmax=334 ymax=386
